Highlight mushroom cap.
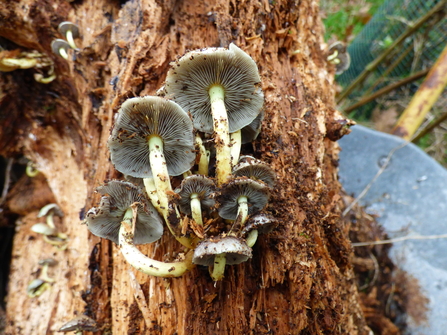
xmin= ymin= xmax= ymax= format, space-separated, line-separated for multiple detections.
xmin=232 ymin=156 xmax=276 ymax=187
xmin=242 ymin=213 xmax=277 ymax=235
xmin=58 ymin=21 xmax=80 ymax=37
xmin=163 ymin=43 xmax=264 ymax=134
xmin=85 ymin=180 xmax=163 ymax=245
xmin=58 ymin=315 xmax=98 ymax=333
xmin=334 ymin=52 xmax=351 ymax=75
xmin=328 ymin=41 xmax=346 ymax=54
xmin=38 ymin=203 xmax=64 ymax=218
xmin=175 ymin=175 xmax=216 ymax=215
xmin=108 ymin=96 xmax=195 ymax=178
xmin=51 ymin=39 xmax=70 ymax=55
xmin=241 ymin=108 xmax=264 ymax=144
xmin=192 ymin=236 xmax=252 ymax=266
xmin=216 ymin=177 xmax=270 ymax=220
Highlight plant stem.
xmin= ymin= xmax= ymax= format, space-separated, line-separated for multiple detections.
xmin=209 ymin=85 xmax=232 ymax=186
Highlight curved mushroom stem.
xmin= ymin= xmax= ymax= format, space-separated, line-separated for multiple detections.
xmin=65 ymin=30 xmax=78 ymax=49
xmin=195 ymin=134 xmax=209 ymax=176
xmin=119 ymin=209 xmax=195 ymax=277
xmin=327 ymin=49 xmax=339 ymax=62
xmin=237 ymin=196 xmax=249 ymax=225
xmin=190 ymin=193 xmax=203 ymax=226
xmin=26 ymin=162 xmax=39 ymax=177
xmin=58 ymin=47 xmax=69 ymax=60
xmin=246 ymin=229 xmax=259 ymax=247
xmin=209 ymin=85 xmax=232 ymax=186
xmin=211 ymin=253 xmax=226 ymax=281
xmin=230 ymin=130 xmax=242 ymax=166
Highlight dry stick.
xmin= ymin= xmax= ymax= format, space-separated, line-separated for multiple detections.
xmin=343 ymin=68 xmax=429 ymax=114
xmin=336 ymin=0 xmax=447 ymax=104
xmin=412 ymin=111 xmax=447 ymax=143
xmin=352 ymin=233 xmax=447 ymax=247
xmin=391 ymin=42 xmax=447 ymax=139
xmin=128 ymin=269 xmax=152 ymax=329
xmin=0 ymin=158 xmax=13 ymax=206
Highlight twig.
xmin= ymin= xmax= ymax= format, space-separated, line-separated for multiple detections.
xmin=412 ymin=111 xmax=447 ymax=143
xmin=0 ymin=158 xmax=13 ymax=206
xmin=352 ymin=233 xmax=447 ymax=247
xmin=128 ymin=269 xmax=152 ymax=329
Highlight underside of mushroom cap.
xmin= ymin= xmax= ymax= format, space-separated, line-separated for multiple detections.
xmin=233 ymin=156 xmax=276 ymax=187
xmin=242 ymin=213 xmax=277 ymax=235
xmin=192 ymin=236 xmax=252 ymax=266
xmin=108 ymin=96 xmax=195 ymax=178
xmin=217 ymin=177 xmax=270 ymax=220
xmin=85 ymin=180 xmax=163 ymax=245
xmin=163 ymin=43 xmax=264 ymax=133
xmin=241 ymin=108 xmax=264 ymax=144
xmin=176 ymin=175 xmax=216 ymax=214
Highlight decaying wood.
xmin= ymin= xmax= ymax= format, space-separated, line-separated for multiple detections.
xmin=1 ymin=0 xmax=369 ymax=334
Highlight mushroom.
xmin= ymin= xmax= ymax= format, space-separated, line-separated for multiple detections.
xmin=27 ymin=258 xmax=58 ymax=297
xmin=175 ymin=175 xmax=215 ymax=226
xmin=58 ymin=315 xmax=98 ymax=334
xmin=217 ymin=177 xmax=270 ymax=225
xmin=163 ymin=43 xmax=264 ymax=185
xmin=85 ymin=180 xmax=194 ymax=277
xmin=85 ymin=180 xmax=163 ymax=245
xmin=193 ymin=235 xmax=252 ymax=281
xmin=232 ymin=156 xmax=276 ymax=187
xmin=58 ymin=22 xmax=80 ymax=50
xmin=195 ymin=134 xmax=210 ymax=175
xmin=240 ymin=109 xmax=264 ymax=144
xmin=51 ymin=39 xmax=70 ymax=60
xmin=31 ymin=203 xmax=68 ymax=249
xmin=242 ymin=213 xmax=277 ymax=247
xmin=108 ymin=96 xmax=195 ymax=223
xmin=327 ymin=41 xmax=351 ymax=75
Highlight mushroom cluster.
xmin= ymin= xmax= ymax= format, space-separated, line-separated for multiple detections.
xmin=84 ymin=43 xmax=277 ymax=280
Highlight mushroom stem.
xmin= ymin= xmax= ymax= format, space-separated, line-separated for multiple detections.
xmin=246 ymin=229 xmax=259 ymax=247
xmin=211 ymin=253 xmax=227 ymax=281
xmin=148 ymin=135 xmax=171 ymax=216
xmin=40 ymin=263 xmax=55 ymax=283
xmin=143 ymin=177 xmax=160 ymax=212
xmin=190 ymin=193 xmax=203 ymax=226
xmin=58 ymin=47 xmax=69 ymax=60
xmin=119 ymin=215 xmax=194 ymax=277
xmin=230 ymin=130 xmax=242 ymax=166
xmin=209 ymin=85 xmax=232 ymax=186
xmin=195 ymin=134 xmax=209 ymax=176
xmin=237 ymin=196 xmax=249 ymax=225
xmin=65 ymin=30 xmax=78 ymax=49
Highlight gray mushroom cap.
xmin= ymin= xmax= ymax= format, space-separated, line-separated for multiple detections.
xmin=108 ymin=96 xmax=195 ymax=178
xmin=163 ymin=43 xmax=264 ymax=133
xmin=216 ymin=177 xmax=270 ymax=220
xmin=192 ymin=236 xmax=252 ymax=266
xmin=232 ymin=156 xmax=276 ymax=187
xmin=51 ymin=39 xmax=70 ymax=55
xmin=328 ymin=42 xmax=351 ymax=75
xmin=241 ymin=109 xmax=264 ymax=144
xmin=58 ymin=315 xmax=98 ymax=333
xmin=58 ymin=21 xmax=80 ymax=38
xmin=85 ymin=180 xmax=163 ymax=245
xmin=242 ymin=213 xmax=277 ymax=235
xmin=175 ymin=175 xmax=215 ymax=214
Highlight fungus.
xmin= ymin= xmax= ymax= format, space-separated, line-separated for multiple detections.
xmin=232 ymin=156 xmax=276 ymax=187
xmin=85 ymin=180 xmax=163 ymax=245
xmin=175 ymin=175 xmax=215 ymax=226
xmin=327 ymin=41 xmax=351 ymax=75
xmin=193 ymin=235 xmax=251 ymax=281
xmin=242 ymin=213 xmax=277 ymax=247
xmin=163 ymin=43 xmax=264 ymax=185
xmin=31 ymin=203 xmax=68 ymax=249
xmin=58 ymin=22 xmax=80 ymax=50
xmin=195 ymin=134 xmax=210 ymax=175
xmin=51 ymin=39 xmax=70 ymax=60
xmin=85 ymin=180 xmax=194 ymax=277
xmin=26 ymin=161 xmax=39 ymax=177
xmin=217 ymin=177 xmax=270 ymax=225
xmin=108 ymin=97 xmax=195 ymax=218
xmin=240 ymin=109 xmax=264 ymax=144
xmin=58 ymin=315 xmax=98 ymax=334
xmin=27 ymin=258 xmax=58 ymax=297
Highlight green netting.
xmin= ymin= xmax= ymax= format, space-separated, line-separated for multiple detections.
xmin=337 ymin=0 xmax=447 ymax=119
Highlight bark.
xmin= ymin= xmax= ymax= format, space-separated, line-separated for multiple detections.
xmin=0 ymin=0 xmax=369 ymax=334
